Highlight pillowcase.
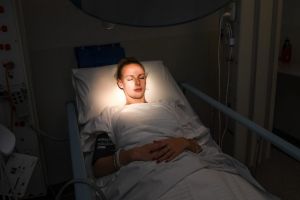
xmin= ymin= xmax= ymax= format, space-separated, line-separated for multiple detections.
xmin=72 ymin=60 xmax=189 ymax=124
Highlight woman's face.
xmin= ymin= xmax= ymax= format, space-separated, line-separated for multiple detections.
xmin=117 ymin=63 xmax=147 ymax=104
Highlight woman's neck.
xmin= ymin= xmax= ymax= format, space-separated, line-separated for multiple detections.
xmin=126 ymin=98 xmax=147 ymax=105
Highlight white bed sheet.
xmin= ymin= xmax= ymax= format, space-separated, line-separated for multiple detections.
xmin=159 ymin=168 xmax=270 ymax=200
xmin=81 ymin=101 xmax=278 ymax=200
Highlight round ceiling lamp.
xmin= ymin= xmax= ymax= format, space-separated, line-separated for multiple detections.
xmin=71 ymin=0 xmax=232 ymax=27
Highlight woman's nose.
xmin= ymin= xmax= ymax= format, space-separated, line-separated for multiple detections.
xmin=135 ymin=78 xmax=140 ymax=85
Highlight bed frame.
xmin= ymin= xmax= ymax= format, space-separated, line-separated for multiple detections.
xmin=67 ymin=101 xmax=94 ymax=199
xmin=66 ymin=83 xmax=300 ymax=200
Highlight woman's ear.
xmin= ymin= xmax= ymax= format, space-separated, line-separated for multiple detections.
xmin=117 ymin=79 xmax=123 ymax=89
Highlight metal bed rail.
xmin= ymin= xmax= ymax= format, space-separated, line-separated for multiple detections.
xmin=181 ymin=83 xmax=300 ymax=161
xmin=66 ymin=102 xmax=93 ymax=200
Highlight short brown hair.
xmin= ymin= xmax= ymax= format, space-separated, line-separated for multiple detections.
xmin=115 ymin=57 xmax=145 ymax=80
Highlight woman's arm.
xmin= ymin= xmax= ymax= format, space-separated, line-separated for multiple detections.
xmin=93 ymin=155 xmax=117 ymax=177
xmin=93 ymin=143 xmax=164 ymax=178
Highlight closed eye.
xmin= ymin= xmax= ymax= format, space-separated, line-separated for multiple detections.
xmin=124 ymin=74 xmax=146 ymax=81
xmin=138 ymin=74 xmax=146 ymax=79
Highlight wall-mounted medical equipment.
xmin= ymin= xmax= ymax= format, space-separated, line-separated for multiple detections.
xmin=0 ymin=0 xmax=47 ymax=198
xmin=0 ymin=124 xmax=38 ymax=199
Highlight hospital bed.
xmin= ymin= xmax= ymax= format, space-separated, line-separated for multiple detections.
xmin=66 ymin=60 xmax=300 ymax=200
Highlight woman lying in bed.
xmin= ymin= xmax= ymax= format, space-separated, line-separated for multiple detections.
xmin=92 ymin=57 xmax=202 ymax=177
xmin=81 ymin=57 xmax=277 ymax=200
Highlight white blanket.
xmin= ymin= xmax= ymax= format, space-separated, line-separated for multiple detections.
xmin=110 ymin=101 xmax=210 ymax=149
xmin=81 ymin=101 xmax=277 ymax=200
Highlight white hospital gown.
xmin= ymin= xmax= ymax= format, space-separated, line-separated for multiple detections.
xmin=80 ymin=100 xmax=209 ymax=152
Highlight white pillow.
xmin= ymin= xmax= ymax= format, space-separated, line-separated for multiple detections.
xmin=72 ymin=60 xmax=189 ymax=124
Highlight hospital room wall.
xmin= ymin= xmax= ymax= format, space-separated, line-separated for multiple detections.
xmin=273 ymin=0 xmax=300 ymax=142
xmin=18 ymin=0 xmax=222 ymax=185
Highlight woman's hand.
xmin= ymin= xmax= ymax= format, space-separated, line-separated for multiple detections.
xmin=153 ymin=138 xmax=202 ymax=163
xmin=126 ymin=142 xmax=165 ymax=162
xmin=120 ymin=138 xmax=202 ymax=166
xmin=186 ymin=138 xmax=202 ymax=154
xmin=153 ymin=138 xmax=189 ymax=163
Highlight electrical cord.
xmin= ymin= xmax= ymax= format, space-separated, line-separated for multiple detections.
xmin=220 ymin=47 xmax=233 ymax=149
xmin=30 ymin=126 xmax=68 ymax=142
xmin=217 ymin=12 xmax=234 ymax=148
xmin=220 ymin=24 xmax=233 ymax=149
xmin=217 ymin=14 xmax=223 ymax=143
xmin=55 ymin=178 xmax=107 ymax=200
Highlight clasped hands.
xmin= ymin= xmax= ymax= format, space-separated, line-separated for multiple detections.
xmin=129 ymin=137 xmax=202 ymax=163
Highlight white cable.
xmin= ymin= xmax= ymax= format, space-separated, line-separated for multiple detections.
xmin=222 ymin=23 xmax=233 ymax=149
xmin=220 ymin=47 xmax=233 ymax=149
xmin=218 ymin=13 xmax=234 ymax=148
xmin=218 ymin=14 xmax=228 ymax=145
xmin=55 ymin=178 xmax=107 ymax=200
xmin=217 ymin=14 xmax=223 ymax=145
xmin=31 ymin=126 xmax=68 ymax=142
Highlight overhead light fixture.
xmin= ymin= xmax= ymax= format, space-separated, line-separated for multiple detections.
xmin=70 ymin=0 xmax=232 ymax=27
xmin=101 ymin=21 xmax=115 ymax=30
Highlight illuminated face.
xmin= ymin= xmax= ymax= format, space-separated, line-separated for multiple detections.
xmin=117 ymin=63 xmax=147 ymax=104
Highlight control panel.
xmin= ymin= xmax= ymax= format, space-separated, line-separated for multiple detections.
xmin=0 ymin=0 xmax=47 ymax=198
xmin=0 ymin=0 xmax=28 ymax=126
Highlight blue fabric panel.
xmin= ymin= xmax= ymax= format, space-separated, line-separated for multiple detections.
xmin=75 ymin=43 xmax=125 ymax=68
